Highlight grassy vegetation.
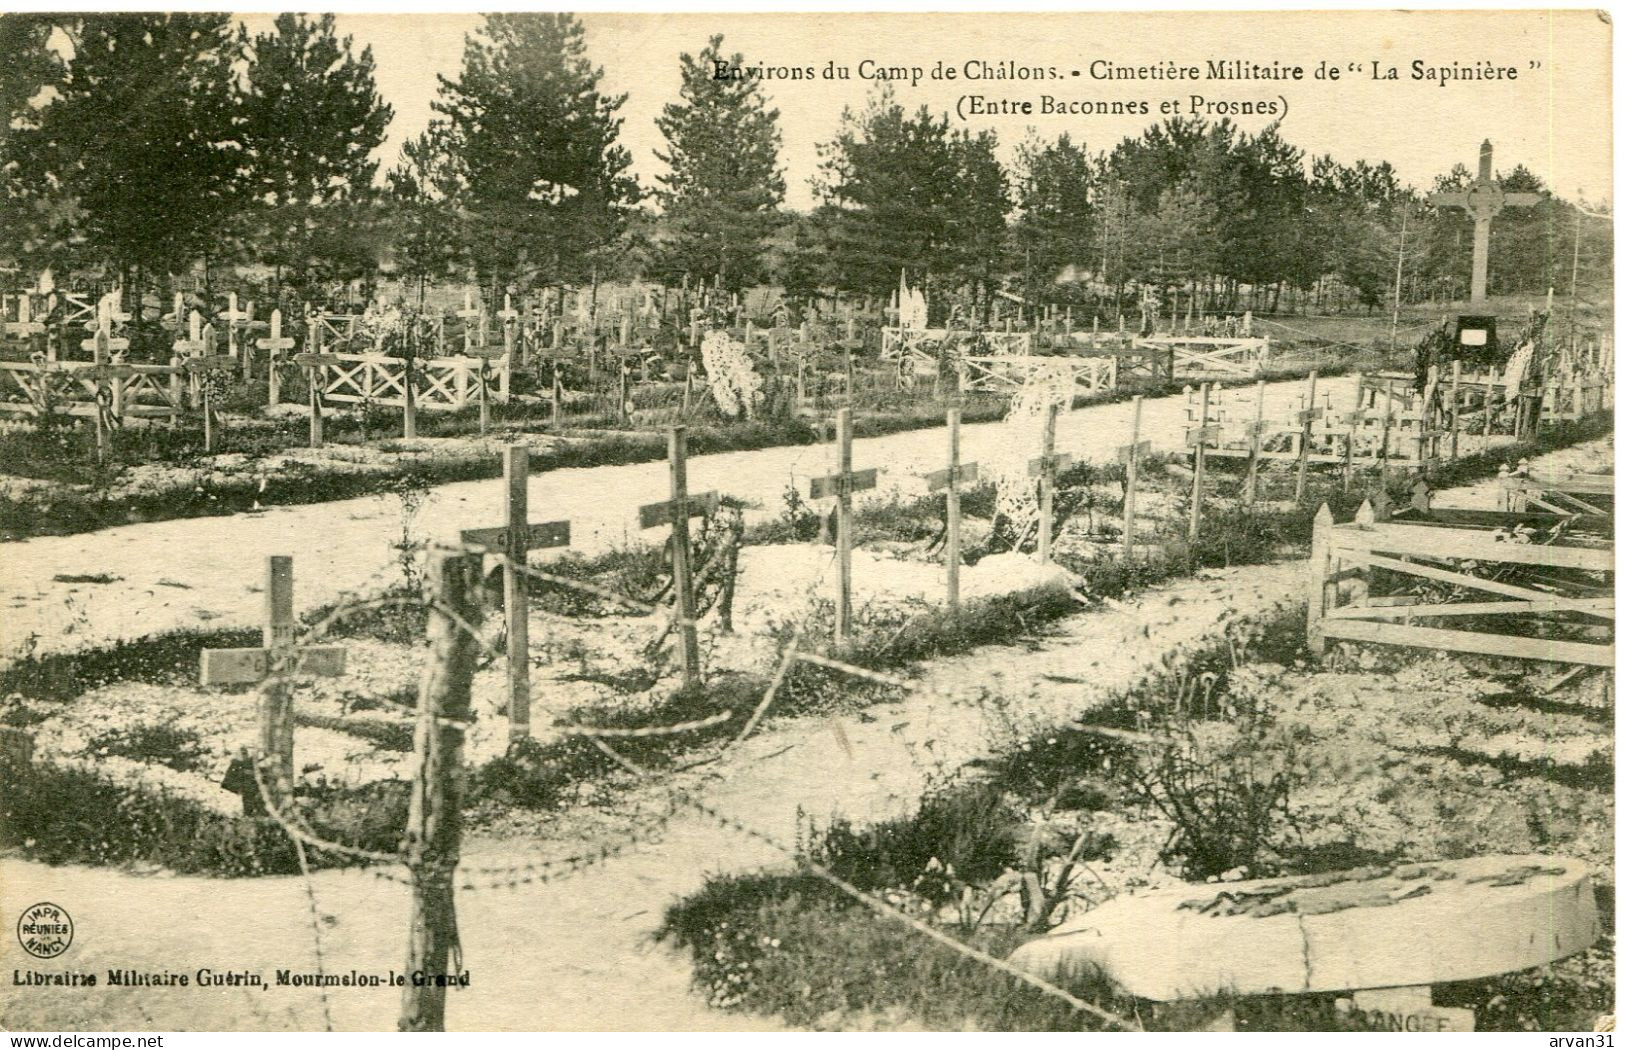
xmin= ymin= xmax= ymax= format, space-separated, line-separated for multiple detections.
xmin=659 ymin=609 xmax=1615 ymax=1031
xmin=0 ymin=413 xmax=1608 ymax=880
xmin=0 ymin=346 xmax=1384 ymax=540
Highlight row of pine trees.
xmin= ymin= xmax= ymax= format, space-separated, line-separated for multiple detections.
xmin=0 ymin=13 xmax=1610 ymax=314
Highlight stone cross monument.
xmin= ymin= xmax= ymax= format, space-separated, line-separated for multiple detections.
xmin=1427 ymin=140 xmax=1543 ymax=304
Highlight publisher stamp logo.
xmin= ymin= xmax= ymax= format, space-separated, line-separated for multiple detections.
xmin=17 ymin=902 xmax=73 ymax=959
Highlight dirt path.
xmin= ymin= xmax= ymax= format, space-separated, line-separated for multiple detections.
xmin=0 ymin=428 xmax=1604 ymax=1032
xmin=0 ymin=558 xmax=1304 ymax=1031
xmin=0 ymin=376 xmax=1355 ymax=661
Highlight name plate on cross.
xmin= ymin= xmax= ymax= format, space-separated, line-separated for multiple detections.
xmin=810 ymin=467 xmax=878 ymax=500
xmin=639 ymin=490 xmax=720 ymax=528
xmin=1027 ymin=453 xmax=1074 ymax=476
xmin=461 ymin=521 xmax=571 ymax=552
xmin=1115 ymin=440 xmax=1151 ymax=465
xmin=1185 ymin=425 xmax=1222 ymax=447
xmin=926 ymin=462 xmax=978 ymax=491
xmin=200 ymin=646 xmax=347 ymax=686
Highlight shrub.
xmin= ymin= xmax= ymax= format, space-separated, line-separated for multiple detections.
xmin=811 ymin=782 xmax=1023 ymax=904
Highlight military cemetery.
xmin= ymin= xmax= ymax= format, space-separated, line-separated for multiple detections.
xmin=0 ymin=9 xmax=1613 ymax=1036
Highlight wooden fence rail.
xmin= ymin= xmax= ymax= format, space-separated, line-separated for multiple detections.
xmin=1307 ymin=501 xmax=1614 ymax=668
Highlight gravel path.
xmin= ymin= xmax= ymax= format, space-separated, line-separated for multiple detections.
xmin=1 ymin=375 xmax=1355 ymax=661
xmin=0 ymin=418 xmax=1606 ymax=1033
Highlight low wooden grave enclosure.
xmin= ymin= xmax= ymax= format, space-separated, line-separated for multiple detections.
xmin=1306 ymin=494 xmax=1614 ymax=668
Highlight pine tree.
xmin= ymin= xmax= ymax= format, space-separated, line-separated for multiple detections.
xmin=426 ymin=13 xmax=642 ymax=292
xmin=239 ymin=13 xmax=394 ymax=296
xmin=6 ymin=14 xmax=242 ymax=287
xmin=1012 ymin=132 xmax=1095 ymax=305
xmin=653 ymin=34 xmax=786 ymax=293
xmin=813 ymin=87 xmax=1007 ymax=304
xmin=0 ymin=14 xmax=79 ymax=273
xmin=387 ymin=129 xmax=466 ymax=304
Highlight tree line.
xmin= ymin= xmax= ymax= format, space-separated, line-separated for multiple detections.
xmin=0 ymin=12 xmax=1610 ymax=317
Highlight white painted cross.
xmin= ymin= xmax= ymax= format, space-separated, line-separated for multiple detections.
xmin=258 ymin=309 xmax=297 ymax=406
xmin=458 ymin=290 xmax=482 ymax=352
xmin=5 ymin=294 xmax=44 ymax=339
xmin=1427 ymin=140 xmax=1544 ymax=304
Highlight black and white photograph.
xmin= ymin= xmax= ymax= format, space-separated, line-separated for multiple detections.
xmin=0 ymin=8 xmax=1614 ymax=1035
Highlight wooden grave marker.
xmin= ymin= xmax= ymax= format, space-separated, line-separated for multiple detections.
xmin=639 ymin=426 xmax=719 ymax=685
xmin=292 ymin=350 xmax=340 ymax=447
xmin=1027 ymin=403 xmax=1074 ymax=564
xmin=460 ymin=445 xmax=571 ymax=739
xmin=219 ymin=293 xmax=252 ymax=376
xmin=810 ymin=407 xmax=878 ymax=644
xmin=200 ymin=556 xmax=346 ymax=808
xmin=1185 ymin=382 xmax=1217 ymax=541
xmin=1242 ymin=378 xmax=1267 ymax=504
xmin=257 ymin=309 xmax=297 ymax=407
xmin=925 ymin=403 xmax=979 ymax=614
xmin=182 ymin=327 xmax=235 ymax=452
xmin=1116 ymin=395 xmax=1149 ymax=556
xmin=1294 ymin=370 xmax=1321 ymax=503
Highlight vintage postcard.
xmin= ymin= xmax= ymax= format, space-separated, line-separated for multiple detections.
xmin=0 ymin=8 xmax=1614 ymax=1036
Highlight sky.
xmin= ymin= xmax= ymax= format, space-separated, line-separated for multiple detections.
xmin=236 ymin=10 xmax=1613 ymax=211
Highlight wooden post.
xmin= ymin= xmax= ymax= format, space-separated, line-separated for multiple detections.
xmin=1244 ymin=377 xmax=1265 ymax=504
xmin=668 ymin=426 xmax=702 ymax=686
xmin=1379 ymin=377 xmax=1395 ymax=489
xmin=1037 ymin=403 xmax=1059 ymax=563
xmin=1449 ymin=360 xmax=1462 ymax=460
xmin=403 ymin=357 xmax=418 ymax=439
xmin=261 ymin=555 xmax=296 ymax=797
xmin=1306 ymin=504 xmax=1334 ymax=655
xmin=1295 ymin=370 xmax=1318 ymax=504
xmin=551 ymin=365 xmax=563 ymax=428
xmin=1483 ymin=365 xmax=1498 ymax=443
xmin=1344 ymin=372 xmax=1362 ymax=492
xmin=618 ymin=364 xmax=630 ymax=426
xmin=399 ymin=550 xmax=481 ymax=1033
xmin=834 ymin=408 xmax=854 ymax=644
xmin=923 ymin=404 xmax=978 ymax=615
xmin=1189 ymin=382 xmax=1211 ymax=543
xmin=503 ymin=447 xmax=531 ymax=735
xmin=1121 ymin=396 xmax=1144 ymax=556
xmin=200 ymin=557 xmax=345 ymax=810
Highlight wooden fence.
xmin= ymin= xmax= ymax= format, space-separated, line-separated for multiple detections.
xmin=0 ymin=357 xmax=185 ymax=422
xmin=1136 ymin=334 xmax=1271 ymax=378
xmin=320 ymin=353 xmax=509 ymax=411
xmin=1307 ymin=499 xmax=1614 ymax=668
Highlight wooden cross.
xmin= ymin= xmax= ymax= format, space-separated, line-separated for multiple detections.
xmin=926 ymin=403 xmax=979 ymax=614
xmin=80 ymin=316 xmax=130 ymax=362
xmin=6 ymin=294 xmax=44 ymax=340
xmin=1242 ymin=378 xmax=1268 ymax=504
xmin=184 ymin=335 xmax=235 ymax=451
xmin=200 ymin=556 xmax=346 ymax=807
xmin=458 ymin=291 xmax=482 ymax=352
xmin=809 ymin=407 xmax=878 ymax=645
xmin=219 ymin=293 xmax=251 ymax=367
xmin=1427 ymin=140 xmax=1543 ymax=304
xmin=1027 ymin=404 xmax=1073 ymax=564
xmin=461 ymin=445 xmax=570 ymax=739
xmin=291 ymin=351 xmax=340 ymax=447
xmin=639 ymin=426 xmax=718 ymax=685
xmin=1185 ymin=382 xmax=1217 ymax=541
xmin=1294 ymin=370 xmax=1321 ymax=503
xmin=258 ymin=309 xmax=297 ymax=406
xmin=1116 ymin=395 xmax=1148 ymax=556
